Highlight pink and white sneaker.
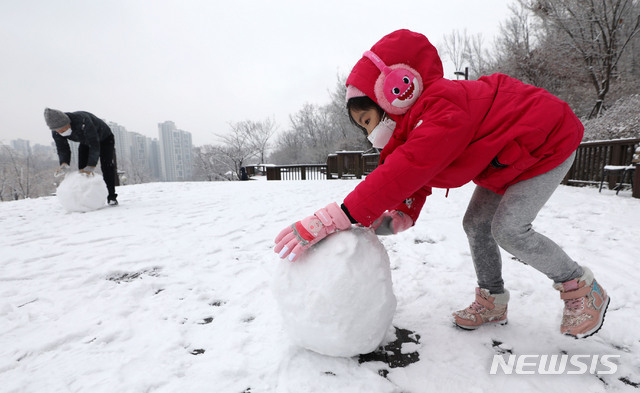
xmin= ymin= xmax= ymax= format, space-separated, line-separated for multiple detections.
xmin=453 ymin=288 xmax=510 ymax=330
xmin=554 ymin=266 xmax=610 ymax=338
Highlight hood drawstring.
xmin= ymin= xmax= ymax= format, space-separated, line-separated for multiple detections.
xmin=445 ymin=188 xmax=450 ymax=198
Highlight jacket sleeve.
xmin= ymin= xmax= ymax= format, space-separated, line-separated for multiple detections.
xmin=82 ymin=115 xmax=102 ymax=167
xmin=52 ymin=131 xmax=71 ymax=165
xmin=343 ymin=97 xmax=474 ymax=226
xmin=392 ymin=185 xmax=431 ymax=223
xmin=342 ymin=186 xmax=430 ymax=225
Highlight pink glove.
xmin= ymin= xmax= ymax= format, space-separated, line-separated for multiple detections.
xmin=274 ymin=202 xmax=352 ymax=262
xmin=371 ymin=211 xmax=413 ymax=236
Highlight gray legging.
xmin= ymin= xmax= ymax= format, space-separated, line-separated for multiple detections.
xmin=462 ymin=152 xmax=582 ymax=294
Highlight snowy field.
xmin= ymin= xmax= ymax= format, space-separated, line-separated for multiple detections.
xmin=1 ymin=177 xmax=639 ymax=393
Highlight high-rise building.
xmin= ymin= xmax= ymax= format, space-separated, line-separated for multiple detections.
xmin=109 ymin=122 xmax=131 ymax=167
xmin=148 ymin=139 xmax=162 ymax=180
xmin=8 ymin=138 xmax=59 ymax=163
xmin=10 ymin=119 xmax=186 ymax=184
xmin=158 ymin=121 xmax=193 ymax=182
xmin=108 ymin=121 xmax=161 ymax=183
xmin=10 ymin=139 xmax=31 ymax=157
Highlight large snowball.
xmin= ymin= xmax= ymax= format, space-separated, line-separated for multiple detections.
xmin=56 ymin=172 xmax=108 ymax=212
xmin=273 ymin=227 xmax=397 ymax=357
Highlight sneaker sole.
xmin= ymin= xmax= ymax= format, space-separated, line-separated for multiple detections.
xmin=454 ymin=318 xmax=508 ymax=331
xmin=565 ymin=295 xmax=610 ymax=339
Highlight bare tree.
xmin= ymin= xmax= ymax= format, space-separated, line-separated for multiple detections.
xmin=192 ymin=145 xmax=233 ymax=181
xmin=0 ymin=147 xmax=13 ymax=201
xmin=288 ymin=103 xmax=335 ymax=163
xmin=466 ymin=34 xmax=494 ymax=79
xmin=269 ymin=74 xmax=370 ymax=165
xmin=215 ymin=117 xmax=278 ymax=179
xmin=122 ymin=156 xmax=152 ymax=185
xmin=582 ymin=94 xmax=640 ymax=140
xmin=270 ymin=128 xmax=307 ymax=165
xmin=442 ymin=30 xmax=471 ymax=79
xmin=217 ymin=121 xmax=259 ymax=179
xmin=0 ymin=143 xmax=57 ymax=201
xmin=494 ymin=3 xmax=548 ymax=83
xmin=245 ymin=117 xmax=277 ymax=164
xmin=326 ymin=75 xmax=371 ymax=150
xmin=1 ymin=143 xmax=31 ymax=199
xmin=526 ymin=0 xmax=640 ymax=118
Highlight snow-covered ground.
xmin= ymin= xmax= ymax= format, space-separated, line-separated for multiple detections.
xmin=1 ymin=177 xmax=639 ymax=393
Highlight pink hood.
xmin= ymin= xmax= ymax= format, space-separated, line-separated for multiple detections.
xmin=346 ymin=29 xmax=443 ymax=121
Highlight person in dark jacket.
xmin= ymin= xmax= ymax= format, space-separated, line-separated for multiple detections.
xmin=44 ymin=108 xmax=118 ymax=205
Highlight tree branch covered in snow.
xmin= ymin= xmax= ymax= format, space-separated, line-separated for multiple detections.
xmin=0 ymin=143 xmax=58 ymax=200
xmin=582 ymin=94 xmax=640 ymax=140
xmin=269 ymin=76 xmax=370 ymax=165
xmin=458 ymin=0 xmax=639 ymax=121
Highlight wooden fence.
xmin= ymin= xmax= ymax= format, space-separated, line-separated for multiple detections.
xmin=264 ymin=164 xmax=327 ymax=181
xmin=326 ymin=151 xmax=367 ymax=179
xmin=564 ymin=138 xmax=639 ymax=191
xmin=362 ymin=151 xmax=381 ymax=175
xmin=261 ymin=139 xmax=639 ymax=198
xmin=262 ymin=151 xmax=378 ymax=181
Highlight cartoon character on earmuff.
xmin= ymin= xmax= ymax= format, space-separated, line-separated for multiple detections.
xmin=363 ymin=50 xmax=423 ymax=115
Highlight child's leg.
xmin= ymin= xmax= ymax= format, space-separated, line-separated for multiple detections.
xmin=491 ymin=152 xmax=583 ymax=283
xmin=463 ymin=186 xmax=505 ymax=294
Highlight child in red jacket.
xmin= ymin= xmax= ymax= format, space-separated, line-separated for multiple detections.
xmin=274 ymin=29 xmax=609 ymax=339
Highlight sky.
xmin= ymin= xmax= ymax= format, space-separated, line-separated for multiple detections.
xmin=0 ymin=0 xmax=516 ymax=147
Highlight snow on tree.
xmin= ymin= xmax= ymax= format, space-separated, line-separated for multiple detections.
xmin=582 ymin=94 xmax=640 ymax=140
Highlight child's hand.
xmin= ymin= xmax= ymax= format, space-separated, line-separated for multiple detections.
xmin=274 ymin=202 xmax=351 ymax=262
xmin=372 ymin=211 xmax=413 ymax=236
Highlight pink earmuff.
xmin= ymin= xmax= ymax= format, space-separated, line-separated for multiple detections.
xmin=363 ymin=51 xmax=423 ymax=115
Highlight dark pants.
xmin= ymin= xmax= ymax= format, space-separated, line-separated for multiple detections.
xmin=78 ymin=135 xmax=117 ymax=200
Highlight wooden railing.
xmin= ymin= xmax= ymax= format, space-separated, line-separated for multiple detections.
xmin=262 ymin=151 xmax=378 ymax=181
xmin=265 ymin=164 xmax=327 ymax=180
xmin=261 ymin=139 xmax=639 ymax=199
xmin=564 ymin=138 xmax=639 ymax=188
xmin=327 ymin=151 xmax=365 ymax=179
xmin=362 ymin=152 xmax=381 ymax=175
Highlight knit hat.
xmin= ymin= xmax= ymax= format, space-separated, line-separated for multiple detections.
xmin=44 ymin=108 xmax=70 ymax=130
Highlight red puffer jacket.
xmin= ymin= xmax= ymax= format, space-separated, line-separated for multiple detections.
xmin=343 ymin=29 xmax=583 ymax=226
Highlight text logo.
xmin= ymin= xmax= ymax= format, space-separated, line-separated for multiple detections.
xmin=490 ymin=354 xmax=620 ymax=375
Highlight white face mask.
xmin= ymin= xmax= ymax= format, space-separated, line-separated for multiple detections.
xmin=60 ymin=128 xmax=72 ymax=137
xmin=367 ymin=117 xmax=396 ymax=149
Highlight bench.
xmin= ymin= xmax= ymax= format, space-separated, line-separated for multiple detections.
xmin=599 ymin=165 xmax=636 ymax=195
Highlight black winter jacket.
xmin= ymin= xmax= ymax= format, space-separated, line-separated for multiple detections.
xmin=52 ymin=111 xmax=113 ymax=167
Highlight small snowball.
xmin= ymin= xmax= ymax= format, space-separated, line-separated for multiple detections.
xmin=56 ymin=172 xmax=108 ymax=212
xmin=272 ymin=227 xmax=397 ymax=357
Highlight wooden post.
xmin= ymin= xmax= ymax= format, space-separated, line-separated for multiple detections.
xmin=634 ymin=164 xmax=640 ymax=199
xmin=266 ymin=166 xmax=282 ymax=181
xmin=266 ymin=166 xmax=275 ymax=180
xmin=608 ymin=145 xmax=623 ymax=189
xmin=326 ymin=154 xmax=337 ymax=180
xmin=355 ymin=153 xmax=363 ymax=179
xmin=337 ymin=155 xmax=344 ymax=179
